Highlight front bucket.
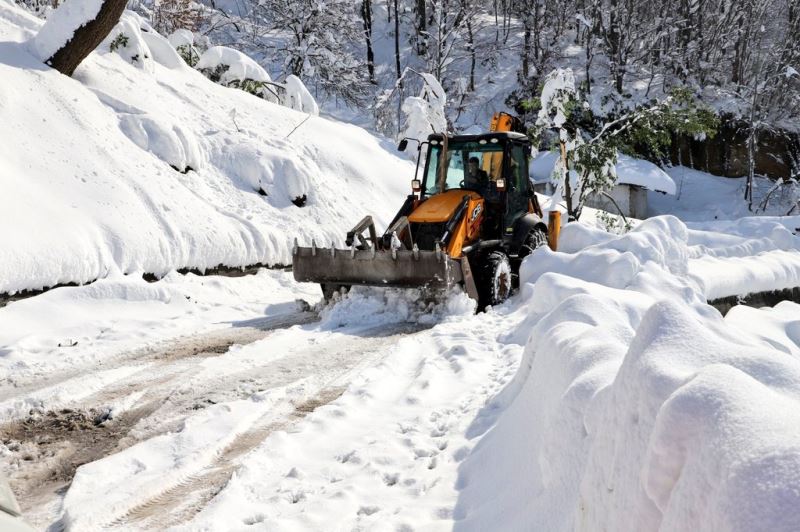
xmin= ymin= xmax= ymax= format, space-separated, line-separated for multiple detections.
xmin=292 ymin=244 xmax=463 ymax=290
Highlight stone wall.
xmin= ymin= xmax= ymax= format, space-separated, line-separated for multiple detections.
xmin=670 ymin=119 xmax=799 ymax=180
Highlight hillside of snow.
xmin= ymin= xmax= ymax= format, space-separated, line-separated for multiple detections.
xmin=0 ymin=2 xmax=411 ymax=296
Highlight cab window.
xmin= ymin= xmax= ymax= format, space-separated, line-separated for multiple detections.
xmin=424 ymin=140 xmax=504 ymax=195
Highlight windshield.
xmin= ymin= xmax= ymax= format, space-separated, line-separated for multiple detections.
xmin=423 ymin=140 xmax=504 ymax=195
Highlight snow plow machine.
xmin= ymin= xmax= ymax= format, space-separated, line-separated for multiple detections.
xmin=292 ymin=113 xmax=556 ymax=311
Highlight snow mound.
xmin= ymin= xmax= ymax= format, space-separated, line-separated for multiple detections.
xmin=196 ymin=45 xmax=270 ymax=84
xmin=282 ymin=74 xmax=319 ymax=116
xmin=0 ymin=1 xmax=411 ymax=294
xmin=319 ymin=286 xmax=475 ymax=328
xmin=456 ymin=215 xmax=800 ymax=531
xmin=119 ymin=113 xmax=203 ymax=172
xmin=207 ymin=133 xmax=311 ymax=204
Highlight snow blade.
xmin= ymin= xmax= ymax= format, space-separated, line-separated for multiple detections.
xmin=292 ymin=243 xmax=463 ymax=289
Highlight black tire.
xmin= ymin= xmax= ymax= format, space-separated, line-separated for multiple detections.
xmin=520 ymin=226 xmax=549 ymax=257
xmin=478 ymin=251 xmax=512 ymax=311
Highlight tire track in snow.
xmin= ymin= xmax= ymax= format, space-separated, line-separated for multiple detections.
xmin=112 ymin=387 xmax=347 ymax=529
xmin=17 ymin=321 xmax=427 ymax=529
xmin=0 ymin=311 xmax=318 ymax=411
xmin=2 ymin=311 xmax=317 ymax=529
xmin=85 ymin=324 xmax=427 ymax=529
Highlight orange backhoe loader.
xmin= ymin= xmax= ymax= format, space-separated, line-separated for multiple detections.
xmin=293 ymin=113 xmax=555 ymax=310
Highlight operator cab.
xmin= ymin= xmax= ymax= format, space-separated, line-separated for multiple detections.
xmin=421 ymin=132 xmax=533 ymax=240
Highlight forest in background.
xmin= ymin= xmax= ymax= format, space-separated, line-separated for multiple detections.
xmin=16 ymin=0 xmax=800 ymax=178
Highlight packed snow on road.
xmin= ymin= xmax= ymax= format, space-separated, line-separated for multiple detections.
xmin=2 ymin=0 xmax=800 ymax=531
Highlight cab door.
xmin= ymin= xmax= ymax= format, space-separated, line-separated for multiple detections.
xmin=504 ymin=142 xmax=530 ymax=233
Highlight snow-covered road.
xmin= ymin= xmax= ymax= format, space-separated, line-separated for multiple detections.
xmin=0 ymin=269 xmax=457 ymax=529
xmin=4 ymin=217 xmax=800 ymax=531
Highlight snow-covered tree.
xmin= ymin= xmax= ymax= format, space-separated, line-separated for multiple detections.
xmin=196 ymin=45 xmax=280 ymax=102
xmin=32 ymin=0 xmax=127 ymax=76
xmin=251 ymin=0 xmax=371 ymax=106
xmin=536 ymin=68 xmax=718 ymax=221
xmin=394 ymin=71 xmax=448 ymax=159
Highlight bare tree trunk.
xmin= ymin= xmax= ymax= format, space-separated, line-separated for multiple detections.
xmin=416 ymin=0 xmax=427 ymax=54
xmin=466 ymin=17 xmax=475 ymax=91
xmin=394 ymin=0 xmax=401 ymax=81
xmin=361 ymin=0 xmax=376 ymax=83
xmin=45 ymin=0 xmax=127 ymax=76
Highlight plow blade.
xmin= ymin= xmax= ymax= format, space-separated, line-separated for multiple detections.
xmin=292 ymin=243 xmax=463 ymax=290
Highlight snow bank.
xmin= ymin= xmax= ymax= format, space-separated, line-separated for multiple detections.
xmin=196 ymin=45 xmax=270 ymax=84
xmin=690 ymin=251 xmax=800 ymax=301
xmin=0 ymin=2 xmax=411 ymax=294
xmin=282 ymin=74 xmax=319 ymax=116
xmin=455 ymin=215 xmax=800 ymax=531
xmin=549 ymin=215 xmax=800 ymax=303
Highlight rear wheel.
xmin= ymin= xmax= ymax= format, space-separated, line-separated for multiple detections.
xmin=521 ymin=226 xmax=549 ymax=256
xmin=478 ymin=251 xmax=512 ymax=311
xmin=511 ymin=227 xmax=550 ymax=289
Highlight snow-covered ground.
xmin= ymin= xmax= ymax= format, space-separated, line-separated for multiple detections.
xmin=5 ymin=216 xmax=800 ymax=531
xmin=0 ymin=2 xmax=411 ymax=296
xmin=3 ymin=1 xmax=800 ymax=530
xmin=650 ymin=165 xmax=799 ymax=220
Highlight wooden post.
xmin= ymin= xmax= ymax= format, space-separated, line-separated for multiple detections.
xmin=548 ymin=210 xmax=561 ymax=251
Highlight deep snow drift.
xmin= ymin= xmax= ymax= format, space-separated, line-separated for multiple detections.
xmin=457 ymin=217 xmax=800 ymax=531
xmin=0 ymin=2 xmax=411 ymax=295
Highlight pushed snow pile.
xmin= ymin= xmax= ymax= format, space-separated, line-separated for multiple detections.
xmin=0 ymin=4 xmax=410 ymax=294
xmin=540 ymin=216 xmax=800 ymax=302
xmin=456 ymin=216 xmax=800 ymax=531
xmin=319 ymin=286 xmax=475 ymax=328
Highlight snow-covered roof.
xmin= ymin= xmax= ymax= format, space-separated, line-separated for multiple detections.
xmin=530 ymin=151 xmax=676 ymax=194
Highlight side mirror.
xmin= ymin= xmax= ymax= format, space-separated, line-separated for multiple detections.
xmin=411 ymin=179 xmax=421 ymax=192
xmin=496 ymin=178 xmax=506 ymax=192
xmin=398 ymin=139 xmax=408 ymax=152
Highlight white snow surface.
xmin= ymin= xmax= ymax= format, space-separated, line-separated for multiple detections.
xmin=281 ymin=74 xmax=319 ymax=116
xmin=532 ymin=150 xmax=676 ymax=194
xmin=0 ymin=2 xmax=411 ymax=294
xmin=4 ymin=215 xmax=800 ymax=530
xmin=195 ymin=45 xmax=271 ymax=84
